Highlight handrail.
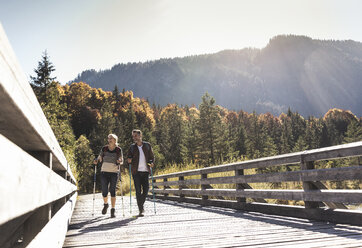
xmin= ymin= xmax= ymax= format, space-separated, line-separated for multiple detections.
xmin=0 ymin=23 xmax=77 ymax=247
xmin=151 ymin=141 xmax=362 ymax=225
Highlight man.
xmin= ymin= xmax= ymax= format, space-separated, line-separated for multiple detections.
xmin=127 ymin=129 xmax=155 ymax=217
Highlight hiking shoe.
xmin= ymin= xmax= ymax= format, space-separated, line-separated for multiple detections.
xmin=111 ymin=208 xmax=115 ymax=218
xmin=138 ymin=212 xmax=144 ymax=217
xmin=102 ymin=203 xmax=109 ymax=215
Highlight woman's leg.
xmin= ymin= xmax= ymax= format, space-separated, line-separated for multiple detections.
xmin=100 ymin=172 xmax=110 ymax=214
xmin=109 ymin=173 xmax=118 ymax=208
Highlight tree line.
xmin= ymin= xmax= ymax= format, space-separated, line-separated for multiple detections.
xmin=31 ymin=52 xmax=362 ymax=193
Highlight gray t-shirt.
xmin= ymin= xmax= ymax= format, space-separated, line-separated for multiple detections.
xmin=98 ymin=146 xmax=123 ymax=173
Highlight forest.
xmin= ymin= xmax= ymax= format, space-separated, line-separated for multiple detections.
xmin=31 ymin=52 xmax=362 ymax=194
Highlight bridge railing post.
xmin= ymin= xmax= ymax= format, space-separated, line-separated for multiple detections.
xmin=300 ymin=156 xmax=320 ymax=209
xmin=163 ymin=178 xmax=168 ymax=199
xmin=201 ymin=173 xmax=208 ymax=202
xmin=179 ymin=176 xmax=185 ymax=199
xmin=235 ymin=168 xmax=246 ymax=203
xmin=22 ymin=204 xmax=52 ymax=246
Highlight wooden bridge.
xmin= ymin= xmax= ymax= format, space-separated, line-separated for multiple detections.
xmin=1 ymin=23 xmax=362 ymax=247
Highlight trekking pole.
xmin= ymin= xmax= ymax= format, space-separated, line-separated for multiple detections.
xmin=150 ymin=167 xmax=156 ymax=214
xmin=129 ymin=162 xmax=132 ymax=215
xmin=92 ymin=161 xmax=97 ymax=216
xmin=119 ymin=170 xmax=125 ymax=217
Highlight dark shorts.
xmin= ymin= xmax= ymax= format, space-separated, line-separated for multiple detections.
xmin=100 ymin=172 xmax=118 ymax=197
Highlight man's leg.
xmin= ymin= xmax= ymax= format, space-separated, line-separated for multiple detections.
xmin=133 ymin=173 xmax=142 ymax=214
xmin=140 ymin=172 xmax=149 ymax=213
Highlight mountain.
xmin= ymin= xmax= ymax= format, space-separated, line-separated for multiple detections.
xmin=71 ymin=35 xmax=362 ymax=117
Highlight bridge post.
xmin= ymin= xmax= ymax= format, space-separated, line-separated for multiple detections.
xmin=20 ymin=151 xmax=53 ymax=246
xmin=300 ymin=157 xmax=320 ymax=209
xmin=52 ymin=171 xmax=68 ymax=217
xmin=28 ymin=151 xmax=53 ymax=169
xmin=235 ymin=169 xmax=246 ymax=203
xmin=179 ymin=176 xmax=185 ymax=199
xmin=201 ymin=173 xmax=208 ymax=202
xmin=163 ymin=178 xmax=168 ymax=199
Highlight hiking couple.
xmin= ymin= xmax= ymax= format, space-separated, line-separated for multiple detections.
xmin=93 ymin=129 xmax=154 ymax=218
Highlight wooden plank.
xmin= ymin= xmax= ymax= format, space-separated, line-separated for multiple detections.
xmin=27 ymin=192 xmax=77 ymax=248
xmin=0 ymin=134 xmax=77 ymax=225
xmin=153 ymin=152 xmax=303 ymax=180
xmin=304 ymin=141 xmax=362 ymax=162
xmin=153 ymin=188 xmax=362 ymax=204
xmin=0 ymin=24 xmax=75 ymax=181
xmin=64 ymin=194 xmax=362 ymax=248
xmin=153 ymin=166 xmax=362 ymax=186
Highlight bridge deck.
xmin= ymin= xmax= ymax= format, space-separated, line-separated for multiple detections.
xmin=63 ymin=194 xmax=362 ymax=248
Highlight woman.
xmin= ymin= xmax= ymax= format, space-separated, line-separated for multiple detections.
xmin=94 ymin=134 xmax=123 ymax=218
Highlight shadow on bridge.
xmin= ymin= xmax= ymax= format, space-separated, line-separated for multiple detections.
xmin=67 ymin=216 xmax=138 ymax=238
xmin=155 ymin=198 xmax=362 ymax=241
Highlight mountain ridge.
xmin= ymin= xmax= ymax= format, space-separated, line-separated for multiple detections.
xmin=71 ymin=35 xmax=362 ymax=117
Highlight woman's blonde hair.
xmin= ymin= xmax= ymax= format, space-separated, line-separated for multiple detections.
xmin=108 ymin=134 xmax=119 ymax=146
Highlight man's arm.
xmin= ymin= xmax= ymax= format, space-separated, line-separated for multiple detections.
xmin=127 ymin=145 xmax=133 ymax=164
xmin=148 ymin=143 xmax=155 ymax=168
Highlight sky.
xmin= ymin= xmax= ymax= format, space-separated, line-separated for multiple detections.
xmin=1 ymin=0 xmax=362 ymax=84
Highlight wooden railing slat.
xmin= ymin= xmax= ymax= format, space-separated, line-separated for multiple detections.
xmin=0 ymin=134 xmax=76 ymax=226
xmin=153 ymin=166 xmax=362 ymax=186
xmin=153 ymin=188 xmax=362 ymax=204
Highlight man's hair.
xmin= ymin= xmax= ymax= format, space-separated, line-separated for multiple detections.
xmin=132 ymin=129 xmax=142 ymax=135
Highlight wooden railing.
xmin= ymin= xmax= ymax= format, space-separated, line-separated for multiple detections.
xmin=151 ymin=141 xmax=362 ymax=225
xmin=0 ymin=24 xmax=77 ymax=247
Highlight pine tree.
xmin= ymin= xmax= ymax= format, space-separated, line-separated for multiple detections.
xmin=197 ymin=93 xmax=224 ymax=166
xmin=112 ymin=85 xmax=121 ymax=113
xmin=235 ymin=123 xmax=247 ymax=156
xmin=184 ymin=106 xmax=199 ymax=164
xmin=344 ymin=120 xmax=362 ymax=143
xmin=30 ymin=50 xmax=56 ymax=103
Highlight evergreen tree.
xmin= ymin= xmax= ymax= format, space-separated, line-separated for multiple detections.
xmin=112 ymin=85 xmax=121 ymax=113
xmin=197 ymin=93 xmax=225 ymax=166
xmin=158 ymin=105 xmax=187 ymax=165
xmin=184 ymin=106 xmax=199 ymax=164
xmin=279 ymin=113 xmax=294 ymax=154
xmin=344 ymin=120 xmax=362 ymax=143
xmin=235 ymin=123 xmax=247 ymax=156
xmin=30 ymin=50 xmax=56 ymax=103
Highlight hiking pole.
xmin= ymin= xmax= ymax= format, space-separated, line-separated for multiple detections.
xmin=150 ymin=167 xmax=156 ymax=214
xmin=119 ymin=169 xmax=125 ymax=217
xmin=129 ymin=162 xmax=132 ymax=215
xmin=92 ymin=165 xmax=96 ymax=216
